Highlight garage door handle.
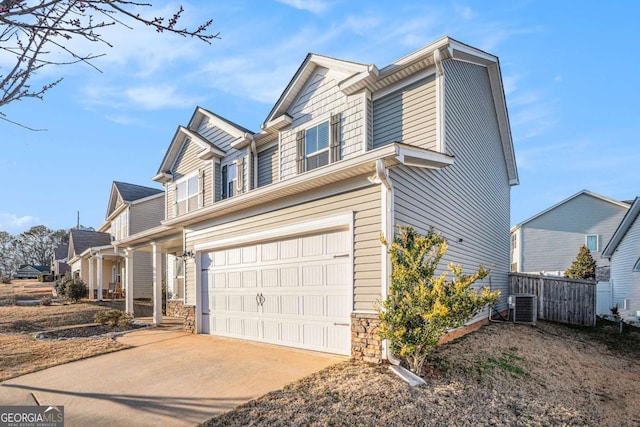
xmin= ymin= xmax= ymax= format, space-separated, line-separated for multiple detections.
xmin=256 ymin=293 xmax=265 ymax=306
xmin=333 ymin=254 xmax=349 ymax=258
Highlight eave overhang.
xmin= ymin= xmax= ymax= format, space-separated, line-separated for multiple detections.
xmin=602 ymin=197 xmax=640 ymax=258
xmin=162 ymin=143 xmax=453 ymax=229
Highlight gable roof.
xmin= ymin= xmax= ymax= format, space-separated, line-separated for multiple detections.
xmin=261 ymin=36 xmax=518 ymax=185
xmin=602 ymin=196 xmax=640 ymax=258
xmin=17 ymin=265 xmax=49 ymax=273
xmin=106 ymin=181 xmax=163 ymax=219
xmin=512 ymin=190 xmax=631 ymax=231
xmin=68 ymin=229 xmax=112 ymax=258
xmin=53 ymin=244 xmax=69 ymax=260
xmin=153 ymin=107 xmax=254 ymax=183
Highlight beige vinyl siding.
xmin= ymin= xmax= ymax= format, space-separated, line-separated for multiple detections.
xmin=610 ymin=215 xmax=640 ymax=316
xmin=372 ymin=75 xmax=437 ymax=150
xmin=133 ymin=251 xmax=153 ymax=299
xmin=521 ymin=194 xmax=628 ymax=273
xmin=280 ymin=68 xmax=365 ymax=180
xmin=185 ymin=179 xmax=381 ymax=310
xmin=257 ymin=144 xmax=279 ymax=187
xmin=129 ymin=196 xmax=165 ymax=234
xmin=391 ymin=59 xmax=511 ymax=316
xmin=172 ymin=138 xmax=201 ymax=180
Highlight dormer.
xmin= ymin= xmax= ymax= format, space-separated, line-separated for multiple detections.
xmin=154 ymin=107 xmax=254 ymax=220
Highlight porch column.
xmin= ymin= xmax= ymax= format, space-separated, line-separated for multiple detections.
xmin=88 ymin=256 xmax=95 ymax=299
xmin=96 ymin=254 xmax=103 ymax=301
xmin=152 ymin=243 xmax=163 ymax=325
xmin=125 ymin=249 xmax=134 ymax=315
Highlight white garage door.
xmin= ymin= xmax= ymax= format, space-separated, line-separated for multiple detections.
xmin=200 ymin=228 xmax=352 ymax=355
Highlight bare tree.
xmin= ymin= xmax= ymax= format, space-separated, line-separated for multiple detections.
xmin=0 ymin=1 xmax=219 ymax=127
xmin=0 ymin=231 xmax=19 ymax=277
xmin=17 ymin=225 xmax=67 ymax=266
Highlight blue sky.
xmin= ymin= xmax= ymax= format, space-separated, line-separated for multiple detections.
xmin=1 ymin=0 xmax=638 ymax=234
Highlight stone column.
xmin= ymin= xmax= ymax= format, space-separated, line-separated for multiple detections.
xmin=152 ymin=243 xmax=163 ymax=325
xmin=125 ymin=249 xmax=134 ymax=315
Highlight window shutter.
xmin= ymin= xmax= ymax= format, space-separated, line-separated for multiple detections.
xmin=199 ymin=168 xmax=205 ymax=207
xmin=172 ymin=183 xmax=178 ymax=216
xmin=236 ymin=158 xmax=244 ymax=194
xmin=330 ymin=112 xmax=341 ymax=163
xmin=221 ymin=165 xmax=228 ymax=199
xmin=296 ymin=130 xmax=305 ymax=173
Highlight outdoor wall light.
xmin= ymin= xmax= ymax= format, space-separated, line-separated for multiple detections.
xmin=179 ymin=250 xmax=195 ymax=260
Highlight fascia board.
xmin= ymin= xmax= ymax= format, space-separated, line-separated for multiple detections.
xmin=602 ymin=198 xmax=640 ymax=257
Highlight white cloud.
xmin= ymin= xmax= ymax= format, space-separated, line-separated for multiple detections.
xmin=0 ymin=213 xmax=39 ymax=234
xmin=276 ymin=0 xmax=330 ymax=14
xmin=81 ymin=82 xmax=205 ymax=111
xmin=124 ymin=85 xmax=203 ymax=110
xmin=454 ymin=4 xmax=475 ymax=20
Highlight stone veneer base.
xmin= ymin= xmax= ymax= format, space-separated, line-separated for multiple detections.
xmin=166 ymin=300 xmax=196 ymax=333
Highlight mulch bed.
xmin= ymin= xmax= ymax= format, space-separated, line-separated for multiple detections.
xmin=34 ymin=323 xmax=150 ymax=340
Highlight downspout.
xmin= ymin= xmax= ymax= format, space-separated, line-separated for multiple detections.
xmin=369 ymin=159 xmax=401 ymax=366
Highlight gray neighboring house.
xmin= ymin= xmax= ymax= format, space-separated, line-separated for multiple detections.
xmin=14 ymin=265 xmax=50 ymax=279
xmin=51 ymin=244 xmax=70 ymax=278
xmin=510 ymin=190 xmax=630 ymax=278
xmin=602 ymin=197 xmax=640 ymax=319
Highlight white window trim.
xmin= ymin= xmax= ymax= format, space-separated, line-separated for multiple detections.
xmin=633 ymin=258 xmax=640 ymax=272
xmin=304 ymin=119 xmax=330 ymax=171
xmin=585 ymin=234 xmax=599 ymax=252
xmin=175 ymin=171 xmax=199 ymax=214
xmin=221 ymin=158 xmax=240 ymax=200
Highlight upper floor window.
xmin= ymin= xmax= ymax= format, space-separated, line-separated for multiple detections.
xmin=296 ymin=112 xmax=341 ymax=174
xmin=222 ymin=163 xmax=237 ymax=199
xmin=511 ymin=233 xmax=517 ymax=250
xmin=585 ymin=234 xmax=599 ymax=252
xmin=176 ymin=174 xmax=199 ymax=215
xmin=305 ymin=121 xmax=329 ymax=171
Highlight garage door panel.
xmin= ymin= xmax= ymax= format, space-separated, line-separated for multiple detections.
xmin=242 ymin=270 xmax=257 ymax=287
xmin=302 ymin=265 xmax=324 ymax=286
xmin=302 ymin=234 xmax=324 ymax=257
xmin=280 ymin=267 xmax=299 ymax=287
xmin=201 ymin=226 xmax=352 ymax=355
xmin=303 ymin=295 xmax=324 ymax=316
xmin=281 ymin=295 xmax=300 ymax=315
xmin=303 ymin=324 xmax=324 ymax=347
xmin=262 ymin=269 xmax=278 ymax=287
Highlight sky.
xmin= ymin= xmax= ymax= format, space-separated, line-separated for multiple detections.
xmin=1 ymin=0 xmax=639 ymax=235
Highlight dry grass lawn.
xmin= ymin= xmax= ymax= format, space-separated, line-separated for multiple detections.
xmin=0 ymin=280 xmax=128 ymax=381
xmin=203 ymin=321 xmax=640 ymax=427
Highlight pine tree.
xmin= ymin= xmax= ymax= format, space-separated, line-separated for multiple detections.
xmin=565 ymin=245 xmax=597 ymax=280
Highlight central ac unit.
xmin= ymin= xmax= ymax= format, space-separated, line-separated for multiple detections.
xmin=509 ymin=294 xmax=537 ymax=324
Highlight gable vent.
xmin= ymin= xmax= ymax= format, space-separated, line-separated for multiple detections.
xmin=509 ymin=294 xmax=537 ymax=324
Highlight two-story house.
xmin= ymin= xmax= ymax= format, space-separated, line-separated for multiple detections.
xmin=510 ymin=190 xmax=630 ymax=279
xmin=118 ymin=36 xmax=518 ymax=362
xmin=67 ymin=181 xmax=164 ymax=301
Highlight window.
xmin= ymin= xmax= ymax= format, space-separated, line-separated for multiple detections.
xmin=176 ymin=174 xmax=199 ymax=215
xmin=633 ymin=258 xmax=640 ymax=272
xmin=511 ymin=233 xmax=517 ymax=250
xmin=586 ymin=234 xmax=599 ymax=252
xmin=296 ymin=113 xmax=341 ymax=174
xmin=221 ymin=163 xmax=237 ymax=199
xmin=305 ymin=121 xmax=329 ymax=171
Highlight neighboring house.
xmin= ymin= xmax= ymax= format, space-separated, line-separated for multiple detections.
xmin=510 ymin=190 xmax=630 ymax=278
xmin=14 ymin=265 xmax=50 ymax=279
xmin=51 ymin=244 xmax=70 ymax=278
xmin=602 ymin=197 xmax=640 ymax=319
xmin=117 ymin=36 xmax=518 ymax=363
xmin=67 ymin=181 xmax=165 ymax=300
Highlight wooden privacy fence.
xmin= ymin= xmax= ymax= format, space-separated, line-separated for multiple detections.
xmin=509 ymin=273 xmax=596 ymax=327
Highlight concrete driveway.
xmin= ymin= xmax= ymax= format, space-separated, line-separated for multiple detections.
xmin=0 ymin=326 xmax=344 ymax=426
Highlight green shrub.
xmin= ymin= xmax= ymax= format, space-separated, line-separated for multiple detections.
xmin=68 ymin=281 xmax=88 ymax=302
xmin=40 ymin=296 xmax=52 ymax=306
xmin=565 ymin=245 xmax=596 ymax=280
xmin=377 ymin=225 xmax=501 ymax=375
xmin=95 ymin=309 xmax=132 ymax=327
xmin=54 ymin=277 xmax=71 ymax=297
